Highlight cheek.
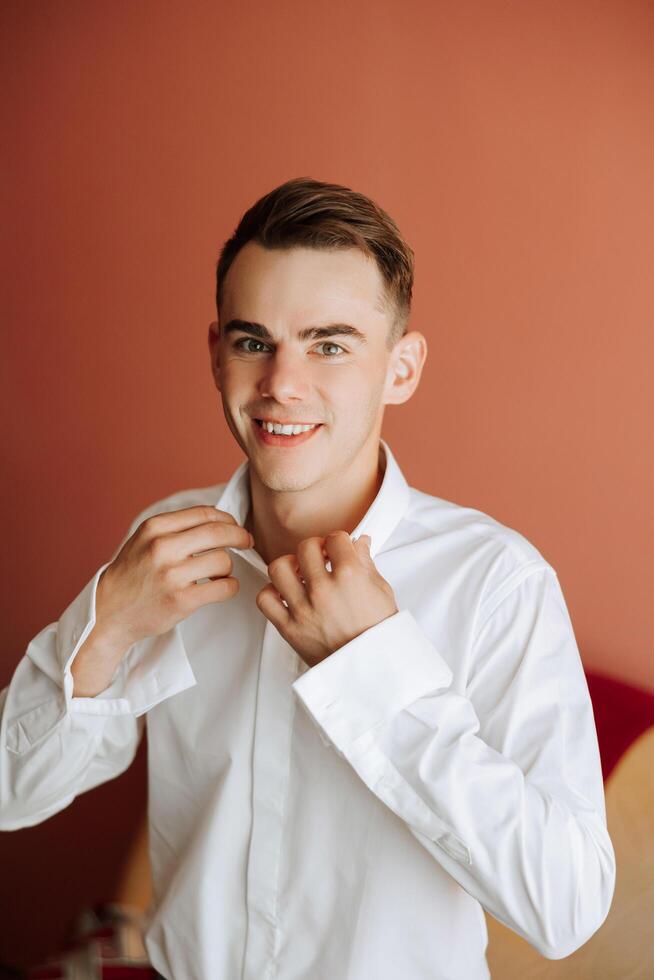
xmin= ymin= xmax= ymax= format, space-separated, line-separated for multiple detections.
xmin=322 ymin=365 xmax=385 ymax=411
xmin=219 ymin=363 xmax=252 ymax=400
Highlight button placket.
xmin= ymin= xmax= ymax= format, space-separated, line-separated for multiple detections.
xmin=242 ymin=622 xmax=299 ymax=980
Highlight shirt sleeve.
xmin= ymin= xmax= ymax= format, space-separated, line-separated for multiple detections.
xmin=291 ymin=563 xmax=616 ymax=960
xmin=0 ymin=512 xmax=198 ymax=831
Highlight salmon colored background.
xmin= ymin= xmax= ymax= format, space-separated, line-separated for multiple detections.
xmin=1 ymin=0 xmax=653 ymax=968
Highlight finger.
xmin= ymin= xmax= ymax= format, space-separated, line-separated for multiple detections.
xmin=174 ymin=520 xmax=254 ymax=558
xmin=186 ymin=549 xmax=233 ymax=583
xmin=145 ymin=505 xmax=238 ymax=535
xmin=267 ymin=554 xmax=307 ymax=612
xmin=296 ymin=537 xmax=331 ymax=587
xmin=256 ymin=582 xmax=292 ymax=630
xmin=353 ymin=534 xmax=373 ymax=563
xmin=192 ymin=575 xmax=240 ymax=603
xmin=323 ymin=530 xmax=358 ymax=571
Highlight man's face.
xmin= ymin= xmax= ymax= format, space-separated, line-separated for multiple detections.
xmin=209 ymin=241 xmax=396 ymax=493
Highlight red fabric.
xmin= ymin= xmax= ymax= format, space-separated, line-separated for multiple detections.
xmin=25 ymin=903 xmax=156 ymax=979
xmin=585 ymin=670 xmax=654 ymax=781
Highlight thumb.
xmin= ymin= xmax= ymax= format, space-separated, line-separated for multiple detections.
xmin=355 ymin=534 xmax=373 ymax=557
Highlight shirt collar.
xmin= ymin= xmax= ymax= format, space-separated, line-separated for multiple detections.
xmin=213 ymin=437 xmax=410 ymax=576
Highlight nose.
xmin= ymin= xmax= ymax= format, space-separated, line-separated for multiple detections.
xmin=256 ymin=344 xmax=312 ymax=403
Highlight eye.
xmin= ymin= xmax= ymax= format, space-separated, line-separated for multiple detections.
xmin=233 ymin=338 xmax=346 ymax=357
xmin=316 ymin=342 xmax=346 ymax=357
xmin=234 ymin=338 xmax=270 ymax=353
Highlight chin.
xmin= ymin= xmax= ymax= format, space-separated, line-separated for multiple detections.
xmin=255 ymin=464 xmax=322 ymax=494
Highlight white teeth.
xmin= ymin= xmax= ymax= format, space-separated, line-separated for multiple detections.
xmin=262 ymin=421 xmax=317 ymax=435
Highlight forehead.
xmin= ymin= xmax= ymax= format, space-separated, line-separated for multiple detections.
xmin=220 ymin=241 xmax=390 ymax=328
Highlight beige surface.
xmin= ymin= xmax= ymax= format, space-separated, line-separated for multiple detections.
xmin=484 ymin=726 xmax=654 ymax=978
xmin=113 ymin=808 xmax=152 ymax=912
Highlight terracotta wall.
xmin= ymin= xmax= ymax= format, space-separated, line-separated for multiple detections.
xmin=1 ymin=0 xmax=653 ymax=966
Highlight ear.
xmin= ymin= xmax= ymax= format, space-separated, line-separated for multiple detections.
xmin=383 ymin=331 xmax=428 ymax=407
xmin=208 ymin=320 xmax=222 ymax=392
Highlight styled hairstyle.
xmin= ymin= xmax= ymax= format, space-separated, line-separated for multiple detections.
xmin=215 ymin=176 xmax=414 ymax=349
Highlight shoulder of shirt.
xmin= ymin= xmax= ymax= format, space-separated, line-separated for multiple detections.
xmin=403 ymin=485 xmax=558 ymax=618
xmin=124 ymin=481 xmax=229 ymax=535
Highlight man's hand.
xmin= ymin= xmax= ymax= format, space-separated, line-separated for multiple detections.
xmin=255 ymin=532 xmax=399 ymax=667
xmin=71 ymin=507 xmax=253 ymax=698
xmin=97 ymin=506 xmax=253 ymax=648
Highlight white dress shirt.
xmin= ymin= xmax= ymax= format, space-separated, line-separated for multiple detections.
xmin=0 ymin=438 xmax=615 ymax=979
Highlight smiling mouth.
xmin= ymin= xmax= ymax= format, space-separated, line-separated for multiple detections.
xmin=251 ymin=417 xmax=324 ymax=445
xmin=254 ymin=419 xmax=323 ymax=432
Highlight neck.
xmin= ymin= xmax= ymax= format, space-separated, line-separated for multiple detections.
xmin=245 ymin=441 xmax=385 ymax=566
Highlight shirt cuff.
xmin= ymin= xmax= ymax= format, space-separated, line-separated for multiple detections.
xmin=291 ymin=609 xmax=453 ymax=753
xmin=57 ymin=561 xmax=197 ymax=717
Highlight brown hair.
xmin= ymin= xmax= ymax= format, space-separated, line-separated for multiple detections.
xmin=215 ymin=176 xmax=414 ymax=349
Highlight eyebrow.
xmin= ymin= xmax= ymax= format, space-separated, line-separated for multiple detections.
xmin=221 ymin=319 xmax=368 ymax=345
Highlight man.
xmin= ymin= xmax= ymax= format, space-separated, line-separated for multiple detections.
xmin=0 ymin=177 xmax=615 ymax=979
